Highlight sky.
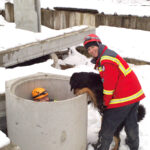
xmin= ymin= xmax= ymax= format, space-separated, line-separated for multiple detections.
xmin=0 ymin=0 xmax=150 ymax=149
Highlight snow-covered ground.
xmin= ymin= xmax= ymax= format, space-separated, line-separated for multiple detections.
xmin=1 ymin=15 xmax=150 ymax=61
xmin=0 ymin=0 xmax=150 ymax=149
xmin=0 ymin=32 xmax=150 ymax=150
xmin=1 ymin=45 xmax=150 ymax=150
xmin=0 ymin=130 xmax=10 ymax=148
xmin=0 ymin=15 xmax=87 ymax=51
xmin=1 ymin=0 xmax=150 ymax=16
xmin=1 ymin=15 xmax=150 ymax=94
xmin=40 ymin=0 xmax=150 ymax=16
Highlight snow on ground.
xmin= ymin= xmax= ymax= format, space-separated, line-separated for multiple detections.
xmin=40 ymin=0 xmax=150 ymax=16
xmin=0 ymin=15 xmax=150 ymax=61
xmin=0 ymin=130 xmax=10 ymax=148
xmin=1 ymin=0 xmax=150 ymax=16
xmin=0 ymin=19 xmax=87 ymax=51
xmin=96 ymin=26 xmax=150 ymax=62
xmin=0 ymin=46 xmax=150 ymax=150
xmin=0 ymin=0 xmax=150 ymax=148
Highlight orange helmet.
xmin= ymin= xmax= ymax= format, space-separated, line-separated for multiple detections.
xmin=32 ymin=88 xmax=48 ymax=100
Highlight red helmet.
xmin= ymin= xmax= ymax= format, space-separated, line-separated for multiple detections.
xmin=84 ymin=34 xmax=101 ymax=47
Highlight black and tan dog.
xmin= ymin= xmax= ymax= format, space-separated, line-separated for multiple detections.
xmin=70 ymin=72 xmax=146 ymax=150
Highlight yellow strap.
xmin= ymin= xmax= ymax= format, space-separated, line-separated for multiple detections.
xmin=110 ymin=89 xmax=144 ymax=104
xmin=101 ymin=56 xmax=132 ymax=76
xmin=103 ymin=89 xmax=114 ymax=95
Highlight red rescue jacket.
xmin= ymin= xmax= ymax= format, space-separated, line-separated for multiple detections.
xmin=94 ymin=44 xmax=145 ymax=109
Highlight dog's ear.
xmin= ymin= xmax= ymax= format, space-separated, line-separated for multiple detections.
xmin=70 ymin=80 xmax=73 ymax=91
xmin=70 ymin=80 xmax=75 ymax=91
xmin=70 ymin=73 xmax=79 ymax=90
xmin=70 ymin=78 xmax=74 ymax=91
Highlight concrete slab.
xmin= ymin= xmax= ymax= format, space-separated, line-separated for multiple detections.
xmin=14 ymin=0 xmax=41 ymax=32
xmin=0 ymin=26 xmax=95 ymax=67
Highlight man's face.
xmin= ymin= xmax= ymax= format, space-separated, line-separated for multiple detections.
xmin=87 ymin=46 xmax=99 ymax=57
xmin=36 ymin=95 xmax=50 ymax=102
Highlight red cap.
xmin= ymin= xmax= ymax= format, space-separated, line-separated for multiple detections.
xmin=84 ymin=34 xmax=101 ymax=46
xmin=84 ymin=34 xmax=101 ymax=49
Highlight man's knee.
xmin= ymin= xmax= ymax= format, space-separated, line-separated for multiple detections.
xmin=98 ymin=126 xmax=115 ymax=139
xmin=125 ymin=126 xmax=139 ymax=150
xmin=126 ymin=125 xmax=139 ymax=141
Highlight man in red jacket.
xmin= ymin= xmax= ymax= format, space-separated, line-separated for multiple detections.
xmin=84 ymin=34 xmax=145 ymax=150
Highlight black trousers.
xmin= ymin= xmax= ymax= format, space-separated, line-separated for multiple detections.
xmin=97 ymin=102 xmax=139 ymax=150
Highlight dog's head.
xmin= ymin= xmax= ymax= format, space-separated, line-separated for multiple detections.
xmin=70 ymin=72 xmax=90 ymax=91
xmin=70 ymin=72 xmax=104 ymax=113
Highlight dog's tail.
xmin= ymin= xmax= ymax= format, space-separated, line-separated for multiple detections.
xmin=138 ymin=104 xmax=146 ymax=122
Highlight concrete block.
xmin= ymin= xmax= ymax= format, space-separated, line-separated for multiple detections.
xmin=14 ymin=0 xmax=41 ymax=32
xmin=5 ymin=73 xmax=87 ymax=150
xmin=0 ymin=26 xmax=95 ymax=67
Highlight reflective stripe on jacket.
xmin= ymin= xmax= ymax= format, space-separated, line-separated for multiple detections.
xmin=97 ymin=45 xmax=145 ymax=109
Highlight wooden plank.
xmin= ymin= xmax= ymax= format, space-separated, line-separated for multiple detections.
xmin=0 ymin=94 xmax=6 ymax=132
